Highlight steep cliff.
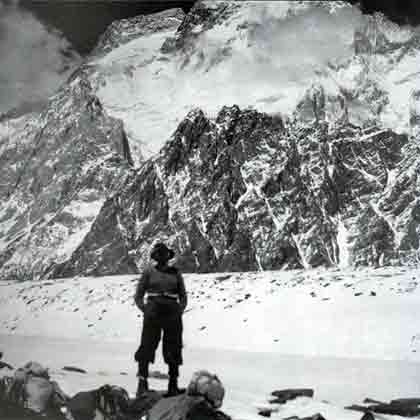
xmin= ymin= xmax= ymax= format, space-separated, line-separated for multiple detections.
xmin=0 ymin=73 xmax=133 ymax=280
xmin=1 ymin=1 xmax=419 ymax=279
xmin=52 ymin=103 xmax=418 ymax=277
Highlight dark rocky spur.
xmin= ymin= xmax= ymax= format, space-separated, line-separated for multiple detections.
xmin=346 ymin=397 xmax=420 ymax=417
xmin=52 ymin=102 xmax=418 ymax=277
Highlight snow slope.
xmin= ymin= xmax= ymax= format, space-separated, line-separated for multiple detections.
xmin=2 ymin=267 xmax=419 ymax=361
xmin=1 ymin=267 xmax=420 ymax=419
xmin=2 ymin=334 xmax=420 ymax=420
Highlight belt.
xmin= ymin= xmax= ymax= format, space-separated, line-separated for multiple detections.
xmin=147 ymin=292 xmax=178 ymax=300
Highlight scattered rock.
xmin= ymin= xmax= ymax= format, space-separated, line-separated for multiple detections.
xmin=391 ymin=398 xmax=420 ymax=406
xmin=62 ymin=366 xmax=87 ymax=374
xmin=347 ymin=397 xmax=420 ymax=417
xmin=281 ymin=414 xmax=326 ymax=420
xmin=354 ymin=292 xmax=363 ymax=296
xmin=270 ymin=389 xmax=314 ymax=404
xmin=370 ymin=291 xmax=376 ymax=296
xmin=258 ymin=408 xmax=273 ymax=417
xmin=216 ymin=275 xmax=231 ymax=282
xmin=149 ymin=370 xmax=169 ymax=380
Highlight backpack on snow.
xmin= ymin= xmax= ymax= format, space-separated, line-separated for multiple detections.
xmin=186 ymin=370 xmax=225 ymax=409
xmin=67 ymin=384 xmax=130 ymax=420
xmin=0 ymin=361 xmax=68 ymax=416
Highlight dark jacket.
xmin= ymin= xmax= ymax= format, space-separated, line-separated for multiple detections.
xmin=134 ymin=265 xmax=187 ymax=312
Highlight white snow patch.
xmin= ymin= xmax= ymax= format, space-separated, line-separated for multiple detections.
xmin=336 ymin=217 xmax=351 ymax=268
xmin=2 ymin=267 xmax=420 ymax=418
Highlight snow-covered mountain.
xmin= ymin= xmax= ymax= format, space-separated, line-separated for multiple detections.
xmin=52 ymin=105 xmax=417 ymax=276
xmin=89 ymin=0 xmax=420 ymax=155
xmin=0 ymin=72 xmax=133 ymax=280
xmin=0 ymin=1 xmax=419 ymax=279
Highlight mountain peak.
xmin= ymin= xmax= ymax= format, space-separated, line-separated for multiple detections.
xmin=93 ymin=7 xmax=186 ymax=56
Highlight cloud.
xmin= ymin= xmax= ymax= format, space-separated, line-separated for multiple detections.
xmin=0 ymin=0 xmax=81 ymax=114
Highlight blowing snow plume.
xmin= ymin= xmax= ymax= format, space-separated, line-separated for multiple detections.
xmin=92 ymin=0 xmax=420 ymax=157
xmin=93 ymin=2 xmax=367 ymax=156
xmin=0 ymin=0 xmax=81 ymax=114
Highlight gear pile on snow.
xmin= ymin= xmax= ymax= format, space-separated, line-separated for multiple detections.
xmin=0 ymin=361 xmax=229 ymax=420
xmin=0 ymin=361 xmax=68 ymax=417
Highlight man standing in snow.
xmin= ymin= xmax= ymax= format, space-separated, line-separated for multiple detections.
xmin=134 ymin=242 xmax=187 ymax=397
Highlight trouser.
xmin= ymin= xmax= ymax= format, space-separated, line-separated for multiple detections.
xmin=135 ymin=297 xmax=183 ymax=378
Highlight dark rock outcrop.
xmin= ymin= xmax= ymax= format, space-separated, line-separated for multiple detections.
xmin=51 ymin=102 xmax=416 ymax=276
xmin=410 ymin=89 xmax=420 ymax=137
xmin=346 ymin=397 xmax=420 ymax=417
xmin=270 ymin=388 xmax=314 ymax=404
xmin=62 ymin=366 xmax=87 ymax=374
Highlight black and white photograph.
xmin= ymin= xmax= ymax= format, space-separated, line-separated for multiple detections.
xmin=1 ymin=0 xmax=420 ymax=419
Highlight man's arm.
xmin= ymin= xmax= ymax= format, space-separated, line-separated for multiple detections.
xmin=134 ymin=270 xmax=150 ymax=311
xmin=176 ymin=270 xmax=188 ymax=312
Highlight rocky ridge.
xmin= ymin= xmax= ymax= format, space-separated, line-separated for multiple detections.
xmin=0 ymin=73 xmax=133 ymax=280
xmin=52 ymin=103 xmax=418 ymax=277
xmin=1 ymin=1 xmax=420 ymax=279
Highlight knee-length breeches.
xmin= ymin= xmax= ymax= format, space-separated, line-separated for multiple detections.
xmin=135 ymin=298 xmax=183 ymax=366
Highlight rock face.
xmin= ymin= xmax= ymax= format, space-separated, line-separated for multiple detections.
xmin=0 ymin=72 xmax=133 ymax=280
xmin=1 ymin=1 xmax=420 ymax=279
xmin=410 ymin=89 xmax=420 ymax=137
xmin=52 ymin=103 xmax=417 ymax=277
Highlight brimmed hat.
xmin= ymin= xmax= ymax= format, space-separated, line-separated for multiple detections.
xmin=150 ymin=242 xmax=175 ymax=262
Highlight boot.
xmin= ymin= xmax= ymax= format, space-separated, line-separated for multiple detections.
xmin=136 ymin=360 xmax=149 ymax=397
xmin=165 ymin=377 xmax=185 ymax=397
xmin=136 ymin=376 xmax=149 ymax=398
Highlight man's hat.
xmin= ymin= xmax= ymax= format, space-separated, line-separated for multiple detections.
xmin=150 ymin=242 xmax=175 ymax=262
